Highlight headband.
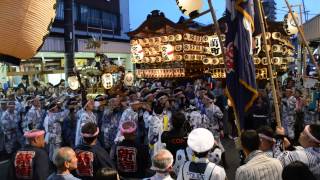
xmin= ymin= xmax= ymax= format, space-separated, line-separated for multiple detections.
xmin=81 ymin=128 xmax=99 ymax=138
xmin=258 ymin=133 xmax=275 ymax=142
xmin=144 ymin=93 xmax=154 ymax=100
xmin=24 ymin=130 xmax=45 ymax=138
xmin=158 ymin=95 xmax=167 ymax=101
xmin=120 ymin=122 xmax=137 ymax=134
xmin=174 ymin=91 xmax=183 ymax=97
xmin=49 ymin=105 xmax=58 ymax=111
xmin=304 ymin=125 xmax=320 ymax=144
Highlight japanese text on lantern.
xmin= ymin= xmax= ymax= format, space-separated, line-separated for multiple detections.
xmin=117 ymin=146 xmax=137 ymax=172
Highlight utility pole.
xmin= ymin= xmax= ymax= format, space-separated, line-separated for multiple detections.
xmin=64 ymin=0 xmax=75 ymax=81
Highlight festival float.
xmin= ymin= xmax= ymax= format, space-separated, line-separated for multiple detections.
xmin=68 ymin=37 xmax=126 ymax=98
xmin=129 ymin=10 xmax=295 ymax=82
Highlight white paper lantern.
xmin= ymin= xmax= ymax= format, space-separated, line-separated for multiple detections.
xmin=176 ymin=0 xmax=203 ymax=18
xmin=68 ymin=76 xmax=80 ymax=90
xmin=102 ymin=73 xmax=113 ymax=89
xmin=254 ymin=36 xmax=261 ymax=55
xmin=131 ymin=44 xmax=144 ymax=62
xmin=162 ymin=44 xmax=174 ymax=61
xmin=208 ymin=36 xmax=222 ymax=56
xmin=283 ymin=12 xmax=299 ymax=35
xmin=124 ymin=72 xmax=134 ymax=86
xmin=0 ymin=0 xmax=56 ymax=62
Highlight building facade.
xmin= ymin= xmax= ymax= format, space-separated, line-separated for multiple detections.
xmin=7 ymin=0 xmax=131 ymax=86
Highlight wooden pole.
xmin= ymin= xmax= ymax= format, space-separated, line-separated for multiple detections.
xmin=283 ymin=0 xmax=320 ymax=78
xmin=256 ymin=0 xmax=282 ymax=127
xmin=298 ymin=4 xmax=306 ymax=76
xmin=207 ymin=0 xmax=242 ymax=137
xmin=259 ymin=2 xmax=282 ymax=104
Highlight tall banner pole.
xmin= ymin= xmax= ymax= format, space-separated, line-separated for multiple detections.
xmin=283 ymin=0 xmax=320 ymax=78
xmin=207 ymin=0 xmax=242 ymax=136
xmin=256 ymin=0 xmax=282 ymax=127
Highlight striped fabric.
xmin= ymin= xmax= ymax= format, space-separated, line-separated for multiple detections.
xmin=235 ymin=150 xmax=283 ymax=180
xmin=277 ymin=146 xmax=320 ymax=179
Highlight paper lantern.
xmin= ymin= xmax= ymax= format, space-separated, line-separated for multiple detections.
xmin=202 ymin=58 xmax=212 ymax=65
xmin=282 ymin=47 xmax=288 ymax=55
xmin=68 ymin=76 xmax=80 ymax=90
xmin=175 ymin=34 xmax=183 ymax=41
xmin=254 ymin=36 xmax=261 ymax=55
xmin=175 ymin=45 xmax=183 ymax=52
xmin=202 ymin=35 xmax=209 ymax=42
xmin=208 ymin=36 xmax=222 ymax=56
xmin=124 ymin=72 xmax=134 ymax=86
xmin=161 ymin=36 xmax=168 ymax=42
xmin=283 ymin=12 xmax=299 ymax=35
xmin=272 ymin=32 xmax=281 ymax=40
xmin=176 ymin=0 xmax=203 ymax=17
xmin=272 ymin=57 xmax=281 ymax=65
xmin=131 ymin=44 xmax=144 ymax=62
xmin=272 ymin=45 xmax=282 ymax=53
xmin=175 ymin=55 xmax=183 ymax=61
xmin=162 ymin=44 xmax=174 ymax=62
xmin=253 ymin=57 xmax=261 ymax=65
xmin=0 ymin=0 xmax=57 ymax=63
xmin=102 ymin=73 xmax=113 ymax=89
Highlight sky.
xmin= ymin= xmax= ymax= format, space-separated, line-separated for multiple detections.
xmin=129 ymin=0 xmax=320 ymax=30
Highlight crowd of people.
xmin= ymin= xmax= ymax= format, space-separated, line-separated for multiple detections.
xmin=0 ymin=76 xmax=319 ymax=180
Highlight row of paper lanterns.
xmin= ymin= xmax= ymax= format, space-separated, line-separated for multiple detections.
xmin=203 ymin=57 xmax=294 ymax=65
xmin=67 ymin=72 xmax=135 ymax=90
xmin=136 ymin=68 xmax=185 ymax=78
xmin=211 ymin=68 xmax=276 ymax=80
xmin=130 ymin=34 xmax=223 ymax=47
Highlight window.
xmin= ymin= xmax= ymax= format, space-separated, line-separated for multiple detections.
xmin=89 ymin=8 xmax=101 ymax=26
xmin=102 ymin=12 xmax=118 ymax=29
xmin=56 ymin=1 xmax=64 ymax=20
xmin=80 ymin=5 xmax=89 ymax=24
xmin=77 ymin=4 xmax=119 ymax=31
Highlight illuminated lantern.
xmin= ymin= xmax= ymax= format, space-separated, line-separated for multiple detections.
xmin=212 ymin=58 xmax=220 ymax=65
xmin=162 ymin=44 xmax=174 ymax=62
xmin=175 ymin=34 xmax=183 ymax=41
xmin=253 ymin=57 xmax=261 ymax=65
xmin=131 ymin=44 xmax=144 ymax=62
xmin=202 ymin=58 xmax=212 ymax=65
xmin=0 ymin=0 xmax=57 ymax=64
xmin=272 ymin=45 xmax=282 ymax=53
xmin=254 ymin=36 xmax=261 ymax=55
xmin=283 ymin=12 xmax=299 ymax=35
xmin=68 ymin=76 xmax=80 ymax=90
xmin=272 ymin=57 xmax=281 ymax=65
xmin=208 ymin=35 xmax=222 ymax=56
xmin=102 ymin=73 xmax=113 ymax=89
xmin=124 ymin=72 xmax=134 ymax=86
xmin=176 ymin=0 xmax=203 ymax=18
xmin=272 ymin=32 xmax=281 ymax=40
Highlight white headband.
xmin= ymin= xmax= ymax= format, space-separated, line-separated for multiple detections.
xmin=258 ymin=133 xmax=275 ymax=142
xmin=304 ymin=125 xmax=320 ymax=144
xmin=81 ymin=128 xmax=99 ymax=138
